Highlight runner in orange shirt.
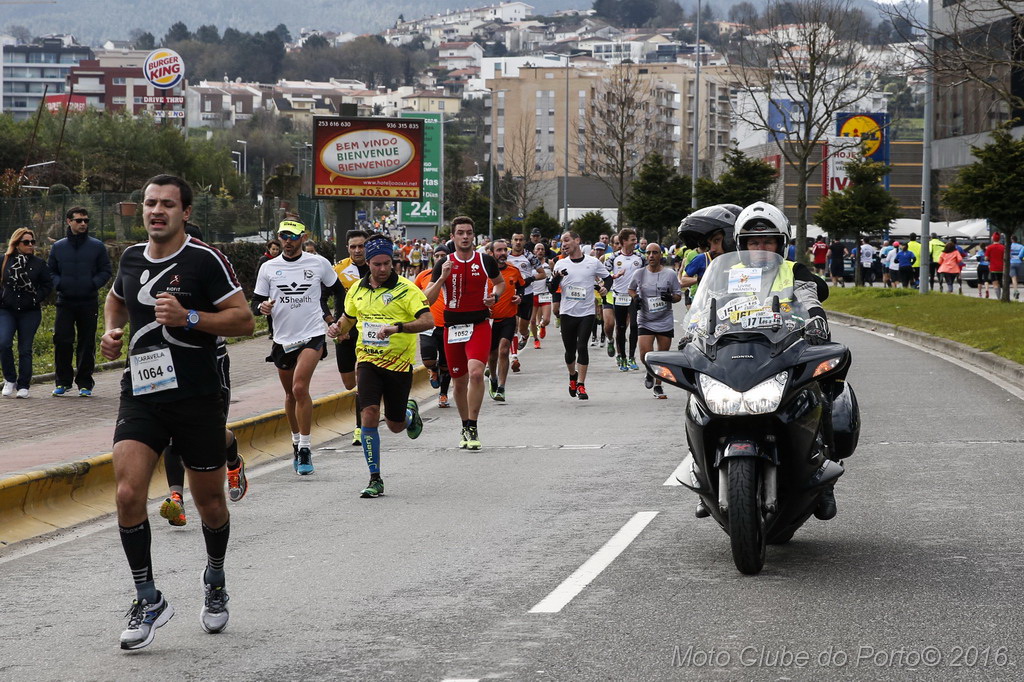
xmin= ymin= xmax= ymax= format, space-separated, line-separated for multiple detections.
xmin=485 ymin=239 xmax=526 ymax=402
xmin=414 ymin=245 xmax=452 ymax=408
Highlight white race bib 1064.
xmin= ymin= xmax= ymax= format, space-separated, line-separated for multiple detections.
xmin=537 ymin=292 xmax=553 ymax=304
xmin=447 ymin=323 xmax=473 ymax=344
xmin=130 ymin=347 xmax=178 ymax=396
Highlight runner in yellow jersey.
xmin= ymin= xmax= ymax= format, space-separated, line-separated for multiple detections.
xmin=328 ymin=235 xmax=432 ymax=498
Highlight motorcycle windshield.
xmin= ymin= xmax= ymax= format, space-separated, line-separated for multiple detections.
xmin=683 ymin=251 xmax=814 ymax=347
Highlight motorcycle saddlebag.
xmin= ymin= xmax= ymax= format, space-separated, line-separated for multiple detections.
xmin=831 ymin=381 xmax=860 ymax=460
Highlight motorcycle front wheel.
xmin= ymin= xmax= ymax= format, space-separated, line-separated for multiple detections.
xmin=728 ymin=458 xmax=766 ymax=574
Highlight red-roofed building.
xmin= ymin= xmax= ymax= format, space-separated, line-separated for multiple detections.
xmin=438 ymin=41 xmax=484 ymax=70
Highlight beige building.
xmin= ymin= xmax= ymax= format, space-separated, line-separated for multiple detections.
xmin=485 ymin=61 xmax=737 ymax=216
xmin=402 ymin=89 xmax=462 ymax=115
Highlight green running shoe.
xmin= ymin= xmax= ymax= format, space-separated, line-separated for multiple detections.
xmin=606 ymin=340 xmax=615 ymax=358
xmin=628 ymin=357 xmax=639 ymax=371
xmin=465 ymin=426 xmax=481 ymax=450
xmin=406 ymin=399 xmax=423 ymax=439
xmin=352 ymin=426 xmax=362 ymax=447
xmin=459 ymin=427 xmax=469 ymax=449
xmin=360 ymin=478 xmax=385 ymax=498
xmin=494 ymin=389 xmax=506 ymax=402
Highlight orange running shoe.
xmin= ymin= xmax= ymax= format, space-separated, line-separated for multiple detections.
xmin=534 ymin=339 xmax=541 ymax=350
xmin=539 ymin=326 xmax=547 ymax=339
xmin=438 ymin=394 xmax=450 ymax=408
xmin=160 ymin=492 xmax=187 ymax=527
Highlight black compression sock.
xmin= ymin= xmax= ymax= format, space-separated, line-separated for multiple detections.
xmin=120 ymin=520 xmax=156 ymax=602
xmin=224 ymin=434 xmax=239 ymax=469
xmin=202 ymin=520 xmax=230 ymax=587
xmin=466 ymin=419 xmax=477 ymax=429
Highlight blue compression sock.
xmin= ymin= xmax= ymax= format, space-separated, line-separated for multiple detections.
xmin=361 ymin=427 xmax=380 ymax=474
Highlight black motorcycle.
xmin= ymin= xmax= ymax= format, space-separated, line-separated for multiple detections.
xmin=646 ymin=252 xmax=860 ymax=574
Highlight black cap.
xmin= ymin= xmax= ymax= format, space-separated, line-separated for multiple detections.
xmin=530 ymin=228 xmax=542 ymax=236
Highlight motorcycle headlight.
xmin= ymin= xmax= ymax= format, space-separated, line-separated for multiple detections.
xmin=698 ymin=371 xmax=789 ymax=416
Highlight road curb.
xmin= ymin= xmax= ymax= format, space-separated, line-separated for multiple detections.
xmin=831 ymin=311 xmax=1024 ymax=391
xmin=0 ymin=365 xmax=429 ymax=546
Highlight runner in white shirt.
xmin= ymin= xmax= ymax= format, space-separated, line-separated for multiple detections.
xmin=506 ymin=232 xmax=547 ymax=371
xmin=606 ymin=228 xmax=646 ymax=372
xmin=253 ymin=220 xmax=341 ymax=475
xmin=552 ymin=231 xmax=613 ymax=400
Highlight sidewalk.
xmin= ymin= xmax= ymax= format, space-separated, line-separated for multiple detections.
xmin=0 ymin=336 xmax=351 ymax=477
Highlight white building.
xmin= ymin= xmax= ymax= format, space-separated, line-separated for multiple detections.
xmin=438 ymin=41 xmax=485 ymax=70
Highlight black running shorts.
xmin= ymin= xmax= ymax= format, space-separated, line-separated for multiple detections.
xmin=114 ymin=392 xmax=227 ymax=471
xmin=335 ymin=336 xmax=357 ymax=374
xmin=356 ymin=361 xmax=413 ymax=424
xmin=490 ymin=317 xmax=517 ymax=350
xmin=267 ymin=335 xmax=327 ymax=371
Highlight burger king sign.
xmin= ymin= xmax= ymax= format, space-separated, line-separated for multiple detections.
xmin=144 ymin=49 xmax=184 ymax=90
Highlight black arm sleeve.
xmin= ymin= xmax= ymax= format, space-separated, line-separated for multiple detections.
xmin=601 ymin=274 xmax=613 ymax=290
xmin=250 ymin=292 xmax=268 ymax=316
xmin=794 ymin=263 xmax=829 ymax=302
xmin=322 ymin=279 xmax=346 ymax=321
xmin=481 ymin=254 xmax=500 ymax=278
xmin=430 ymin=256 xmax=445 ymax=282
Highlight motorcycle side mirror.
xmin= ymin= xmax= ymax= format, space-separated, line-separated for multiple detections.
xmin=645 ymin=352 xmax=697 ymax=393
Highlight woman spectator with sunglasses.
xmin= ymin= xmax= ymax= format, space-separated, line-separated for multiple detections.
xmin=0 ymin=227 xmax=53 ymax=398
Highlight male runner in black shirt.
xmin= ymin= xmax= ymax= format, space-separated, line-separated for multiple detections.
xmin=101 ymin=175 xmax=253 ymax=650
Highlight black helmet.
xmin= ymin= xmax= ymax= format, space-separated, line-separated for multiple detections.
xmin=678 ymin=204 xmax=742 ymax=251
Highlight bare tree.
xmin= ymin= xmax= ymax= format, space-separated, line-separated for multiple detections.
xmin=578 ymin=64 xmax=668 ymax=228
xmin=498 ymin=114 xmax=550 ymax=219
xmin=730 ymin=0 xmax=889 ymax=260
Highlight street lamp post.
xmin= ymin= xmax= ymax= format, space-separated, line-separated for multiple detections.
xmin=691 ymin=0 xmax=702 ymax=209
xmin=486 ymin=88 xmax=510 ymax=241
xmin=235 ymin=139 xmax=247 ymax=176
xmin=231 ymin=150 xmax=242 ymax=174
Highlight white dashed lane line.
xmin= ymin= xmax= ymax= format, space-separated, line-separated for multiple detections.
xmin=529 ymin=511 xmax=660 ymax=614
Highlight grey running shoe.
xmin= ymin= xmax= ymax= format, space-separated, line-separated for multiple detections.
xmin=200 ymin=574 xmax=230 ymax=634
xmin=120 ymin=592 xmax=174 ymax=650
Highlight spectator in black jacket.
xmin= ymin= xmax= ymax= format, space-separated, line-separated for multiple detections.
xmin=1 ymin=228 xmax=53 ymax=398
xmin=47 ymin=207 xmax=112 ymax=396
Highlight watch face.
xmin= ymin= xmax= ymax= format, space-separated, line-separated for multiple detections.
xmin=188 ymin=311 xmax=199 ymax=325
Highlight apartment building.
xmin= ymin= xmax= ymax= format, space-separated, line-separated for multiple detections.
xmin=2 ymin=37 xmax=93 ymax=120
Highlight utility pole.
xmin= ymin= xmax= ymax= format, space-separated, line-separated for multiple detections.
xmin=690 ymin=0 xmax=702 ymax=209
xmin=918 ymin=0 xmax=934 ymax=294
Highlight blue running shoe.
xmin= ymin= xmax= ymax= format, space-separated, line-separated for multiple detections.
xmin=52 ymin=385 xmax=71 ymax=396
xmin=78 ymin=388 xmax=93 ymax=397
xmin=296 ymin=447 xmax=314 ymax=475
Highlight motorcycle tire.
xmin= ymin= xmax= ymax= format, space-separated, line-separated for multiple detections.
xmin=728 ymin=458 xmax=767 ymax=574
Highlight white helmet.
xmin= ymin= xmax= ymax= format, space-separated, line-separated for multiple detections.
xmin=735 ymin=202 xmax=791 ymax=255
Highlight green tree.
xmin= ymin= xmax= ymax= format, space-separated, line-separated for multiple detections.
xmin=815 ymin=157 xmax=899 ymax=285
xmin=457 ymin=186 xmax=490 ymax=234
xmin=521 ymin=207 xmax=561 ymax=239
xmin=694 ymin=145 xmax=778 ymax=208
xmin=195 ymin=25 xmax=221 ymax=44
xmin=573 ymin=211 xmax=613 ymax=244
xmin=943 ymin=124 xmax=1024 ymax=302
xmin=624 ymin=153 xmax=690 ymax=243
xmin=273 ymin=24 xmax=292 ymax=44
xmin=303 ymin=34 xmax=330 ymax=50
xmin=163 ymin=22 xmax=191 ymax=45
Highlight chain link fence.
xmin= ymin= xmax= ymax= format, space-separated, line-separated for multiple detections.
xmin=0 ymin=192 xmax=291 ymax=245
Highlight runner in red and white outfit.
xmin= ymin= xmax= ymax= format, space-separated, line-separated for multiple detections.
xmin=424 ymin=216 xmax=505 ymax=450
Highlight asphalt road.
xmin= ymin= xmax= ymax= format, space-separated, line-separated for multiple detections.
xmin=1 ymin=317 xmax=1022 ymax=681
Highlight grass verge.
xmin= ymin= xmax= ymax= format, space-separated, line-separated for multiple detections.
xmin=823 ymin=287 xmax=1024 ymax=365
